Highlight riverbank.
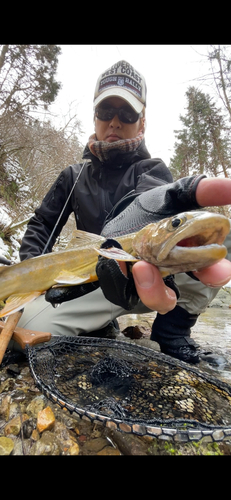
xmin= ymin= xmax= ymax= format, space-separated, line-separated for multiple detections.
xmin=1 ymin=286 xmax=231 ymax=455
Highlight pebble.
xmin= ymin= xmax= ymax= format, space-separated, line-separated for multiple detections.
xmin=4 ymin=414 xmax=28 ymax=436
xmin=97 ymin=446 xmax=121 ymax=455
xmin=0 ymin=436 xmax=14 ymax=455
xmin=37 ymin=406 xmax=55 ymax=433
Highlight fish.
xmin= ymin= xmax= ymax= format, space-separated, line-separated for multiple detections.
xmin=0 ymin=210 xmax=230 ymax=318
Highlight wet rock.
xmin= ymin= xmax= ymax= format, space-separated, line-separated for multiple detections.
xmin=37 ymin=406 xmax=55 ymax=433
xmin=123 ymin=326 xmax=143 ymax=339
xmin=68 ymin=442 xmax=80 ymax=455
xmin=81 ymin=437 xmax=109 ymax=454
xmin=4 ymin=414 xmax=29 ymax=436
xmin=8 ymin=402 xmax=19 ymax=420
xmin=22 ymin=418 xmax=36 ymax=439
xmin=0 ymin=394 xmax=11 ymax=420
xmin=55 ymin=426 xmax=80 ymax=455
xmin=200 ymin=353 xmax=227 ymax=366
xmin=106 ymin=430 xmax=148 ymax=455
xmin=53 ymin=420 xmax=79 ymax=454
xmin=0 ymin=436 xmax=14 ymax=455
xmin=7 ymin=364 xmax=21 ymax=377
xmin=26 ymin=395 xmax=45 ymax=417
xmin=97 ymin=446 xmax=121 ymax=455
xmin=30 ymin=431 xmax=61 ymax=455
xmin=0 ymin=378 xmax=15 ymax=393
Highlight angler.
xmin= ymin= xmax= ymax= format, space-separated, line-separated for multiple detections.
xmin=4 ymin=59 xmax=231 ymax=365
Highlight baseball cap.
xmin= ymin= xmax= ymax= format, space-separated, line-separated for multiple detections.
xmin=94 ymin=60 xmax=147 ymax=113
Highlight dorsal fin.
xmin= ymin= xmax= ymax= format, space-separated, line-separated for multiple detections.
xmin=65 ymin=230 xmax=105 ymax=250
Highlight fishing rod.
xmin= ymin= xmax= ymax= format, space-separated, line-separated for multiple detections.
xmin=41 ymin=162 xmax=86 ymax=255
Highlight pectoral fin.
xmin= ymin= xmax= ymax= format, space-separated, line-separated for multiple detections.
xmin=54 ymin=270 xmax=91 ymax=285
xmin=0 ymin=291 xmax=42 ymax=318
xmin=95 ymin=246 xmax=139 ymax=262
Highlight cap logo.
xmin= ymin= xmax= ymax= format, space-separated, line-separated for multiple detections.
xmin=99 ymin=75 xmax=142 ymax=99
xmin=94 ymin=60 xmax=146 ymax=108
xmin=117 ymin=77 xmax=125 ymax=86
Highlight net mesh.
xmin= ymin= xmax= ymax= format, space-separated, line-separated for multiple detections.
xmin=26 ymin=336 xmax=231 ymax=438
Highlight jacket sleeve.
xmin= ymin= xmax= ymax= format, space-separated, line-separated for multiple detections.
xmin=135 ymin=159 xmax=174 ymax=194
xmin=102 ymin=174 xmax=206 ymax=238
xmin=19 ymin=167 xmax=75 ymax=260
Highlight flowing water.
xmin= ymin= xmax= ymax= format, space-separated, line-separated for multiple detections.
xmin=192 ymin=307 xmax=231 ymax=383
xmin=118 ymin=305 xmax=231 ymax=385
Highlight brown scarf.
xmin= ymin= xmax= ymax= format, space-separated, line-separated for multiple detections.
xmin=88 ymin=130 xmax=144 ymax=163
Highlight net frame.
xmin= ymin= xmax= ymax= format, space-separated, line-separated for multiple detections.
xmin=26 ymin=336 xmax=231 ymax=442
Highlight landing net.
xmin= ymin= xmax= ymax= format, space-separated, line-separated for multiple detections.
xmin=26 ymin=336 xmax=231 ymax=441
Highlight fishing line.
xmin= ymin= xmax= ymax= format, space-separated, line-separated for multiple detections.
xmin=42 ymin=162 xmax=86 ymax=255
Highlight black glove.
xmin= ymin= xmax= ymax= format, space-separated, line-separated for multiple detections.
xmin=96 ymin=239 xmax=139 ymax=310
xmin=102 ymin=174 xmax=205 ymax=238
xmin=96 ymin=239 xmax=180 ymax=310
xmin=45 ymin=281 xmax=100 ymax=306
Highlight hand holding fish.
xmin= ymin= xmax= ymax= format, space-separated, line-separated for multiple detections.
xmin=132 ymin=177 xmax=231 ymax=313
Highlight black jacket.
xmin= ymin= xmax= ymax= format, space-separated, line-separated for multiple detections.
xmin=19 ymin=140 xmax=173 ymax=260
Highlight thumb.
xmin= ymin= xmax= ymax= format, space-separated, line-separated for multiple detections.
xmin=132 ymin=261 xmax=177 ymax=314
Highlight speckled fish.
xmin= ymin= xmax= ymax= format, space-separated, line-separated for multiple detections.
xmin=0 ymin=210 xmax=230 ymax=318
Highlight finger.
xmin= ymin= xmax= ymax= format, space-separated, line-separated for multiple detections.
xmin=196 ymin=177 xmax=231 ymax=207
xmin=193 ymin=259 xmax=231 ymax=287
xmin=132 ymin=261 xmax=177 ymax=314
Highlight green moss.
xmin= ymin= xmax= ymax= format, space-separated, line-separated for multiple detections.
xmin=148 ymin=438 xmax=225 ymax=456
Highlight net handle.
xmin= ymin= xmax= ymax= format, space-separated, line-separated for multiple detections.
xmin=0 ymin=311 xmax=23 ymax=364
xmin=0 ymin=320 xmax=51 ymax=350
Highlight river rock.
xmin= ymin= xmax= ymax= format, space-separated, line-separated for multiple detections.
xmin=82 ymin=437 xmax=109 ymax=454
xmin=97 ymin=446 xmax=121 ymax=455
xmin=53 ymin=420 xmax=79 ymax=455
xmin=30 ymin=431 xmax=61 ymax=455
xmin=0 ymin=436 xmax=14 ymax=455
xmin=37 ymin=406 xmax=55 ymax=433
xmin=0 ymin=394 xmax=11 ymax=420
xmin=26 ymin=395 xmax=45 ymax=417
xmin=106 ymin=430 xmax=148 ymax=455
xmin=4 ymin=414 xmax=29 ymax=436
xmin=0 ymin=378 xmax=15 ymax=393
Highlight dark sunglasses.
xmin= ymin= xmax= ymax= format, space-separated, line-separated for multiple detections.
xmin=95 ymin=104 xmax=142 ymax=124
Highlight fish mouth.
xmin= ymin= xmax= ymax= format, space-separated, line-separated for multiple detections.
xmin=166 ymin=242 xmax=228 ymax=271
xmin=156 ymin=211 xmax=230 ymax=269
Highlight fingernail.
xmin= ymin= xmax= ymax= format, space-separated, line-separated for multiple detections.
xmin=134 ymin=266 xmax=155 ymax=288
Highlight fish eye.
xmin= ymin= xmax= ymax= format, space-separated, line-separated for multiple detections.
xmin=166 ymin=215 xmax=187 ymax=232
xmin=171 ymin=215 xmax=187 ymax=228
xmin=172 ymin=218 xmax=182 ymax=228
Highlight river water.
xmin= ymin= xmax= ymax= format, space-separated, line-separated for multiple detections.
xmin=118 ymin=306 xmax=231 ymax=385
xmin=192 ymin=307 xmax=231 ymax=383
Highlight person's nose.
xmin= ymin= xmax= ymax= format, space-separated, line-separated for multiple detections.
xmin=109 ymin=113 xmax=122 ymax=128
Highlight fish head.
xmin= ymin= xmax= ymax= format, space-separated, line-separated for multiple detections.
xmin=132 ymin=211 xmax=231 ymax=275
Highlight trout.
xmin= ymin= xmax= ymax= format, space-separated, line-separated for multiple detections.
xmin=0 ymin=210 xmax=230 ymax=318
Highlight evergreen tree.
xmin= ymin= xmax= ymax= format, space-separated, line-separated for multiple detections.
xmin=169 ymin=86 xmax=231 ymax=180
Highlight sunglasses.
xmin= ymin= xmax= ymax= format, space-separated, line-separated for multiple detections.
xmin=95 ymin=104 xmax=142 ymax=124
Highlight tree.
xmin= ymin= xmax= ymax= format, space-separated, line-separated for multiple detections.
xmin=208 ymin=45 xmax=231 ymax=123
xmin=0 ymin=45 xmax=61 ymax=117
xmin=169 ymin=87 xmax=231 ymax=180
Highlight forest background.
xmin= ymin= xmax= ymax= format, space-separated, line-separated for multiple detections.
xmin=0 ymin=44 xmax=231 ymax=261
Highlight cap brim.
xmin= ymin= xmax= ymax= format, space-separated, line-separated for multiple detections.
xmin=94 ymin=88 xmax=144 ymax=113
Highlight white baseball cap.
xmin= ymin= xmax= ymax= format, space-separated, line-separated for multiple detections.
xmin=94 ymin=60 xmax=147 ymax=113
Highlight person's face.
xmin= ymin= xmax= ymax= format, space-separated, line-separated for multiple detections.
xmin=94 ymin=96 xmax=145 ymax=142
